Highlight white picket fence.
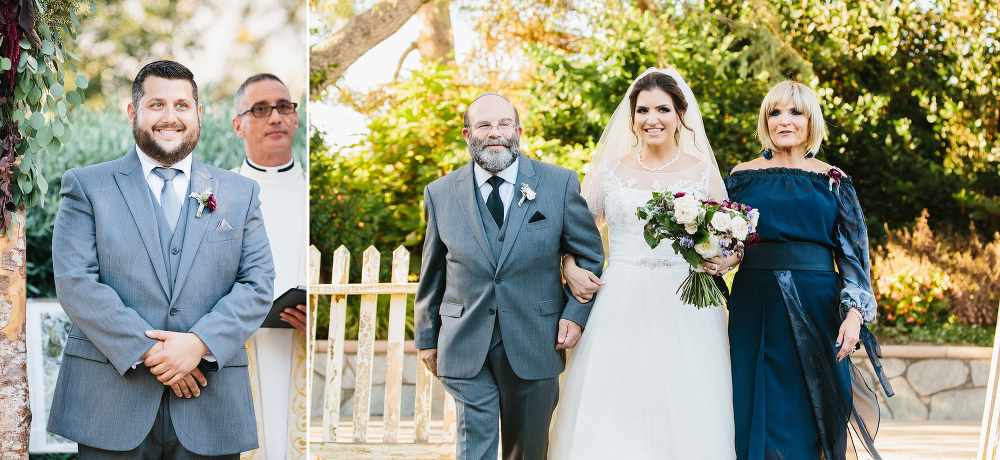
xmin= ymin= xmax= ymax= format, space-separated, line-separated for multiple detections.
xmin=978 ymin=304 xmax=1000 ymax=459
xmin=309 ymin=245 xmax=457 ymax=459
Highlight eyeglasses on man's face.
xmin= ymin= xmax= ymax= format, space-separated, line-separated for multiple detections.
xmin=472 ymin=121 xmax=516 ymax=134
xmin=238 ymin=102 xmax=298 ymax=118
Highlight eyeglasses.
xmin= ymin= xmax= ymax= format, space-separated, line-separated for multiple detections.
xmin=472 ymin=121 xmax=516 ymax=133
xmin=238 ymin=102 xmax=298 ymax=118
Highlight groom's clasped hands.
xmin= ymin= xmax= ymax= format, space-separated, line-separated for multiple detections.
xmin=142 ymin=330 xmax=211 ymax=399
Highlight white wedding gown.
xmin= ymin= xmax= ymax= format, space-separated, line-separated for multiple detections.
xmin=549 ymin=164 xmax=736 ymax=459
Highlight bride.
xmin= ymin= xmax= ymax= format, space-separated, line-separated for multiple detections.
xmin=549 ymin=68 xmax=738 ymax=459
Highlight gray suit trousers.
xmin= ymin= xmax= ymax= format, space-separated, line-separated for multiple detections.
xmin=77 ymin=389 xmax=238 ymax=460
xmin=440 ymin=341 xmax=559 ymax=460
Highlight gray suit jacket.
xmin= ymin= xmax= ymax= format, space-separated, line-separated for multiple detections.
xmin=414 ymin=155 xmax=604 ymax=380
xmin=47 ymin=147 xmax=274 ymax=455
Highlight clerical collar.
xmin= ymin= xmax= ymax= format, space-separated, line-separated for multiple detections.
xmin=245 ymin=157 xmax=295 ymax=173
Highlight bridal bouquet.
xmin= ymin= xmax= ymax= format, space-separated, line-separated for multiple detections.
xmin=636 ymin=191 xmax=760 ymax=308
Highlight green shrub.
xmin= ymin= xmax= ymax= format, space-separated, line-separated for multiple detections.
xmin=871 ymin=210 xmax=999 ymax=346
xmin=309 ymin=127 xmax=410 ymax=341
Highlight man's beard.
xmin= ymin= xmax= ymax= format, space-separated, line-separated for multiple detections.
xmin=132 ymin=118 xmax=201 ymax=166
xmin=468 ymin=133 xmax=520 ymax=173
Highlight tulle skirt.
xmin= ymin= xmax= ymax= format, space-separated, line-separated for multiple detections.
xmin=548 ymin=263 xmax=736 ymax=459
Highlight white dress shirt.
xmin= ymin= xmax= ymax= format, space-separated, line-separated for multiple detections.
xmin=135 ymin=146 xmax=193 ymax=203
xmin=473 ymin=156 xmax=520 ymax=219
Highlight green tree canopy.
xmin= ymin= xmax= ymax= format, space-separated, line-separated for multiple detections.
xmin=311 ymin=0 xmax=999 ymax=269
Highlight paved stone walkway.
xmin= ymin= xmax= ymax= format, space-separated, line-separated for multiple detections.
xmin=862 ymin=421 xmax=980 ymax=460
xmin=310 ymin=420 xmax=983 ymax=459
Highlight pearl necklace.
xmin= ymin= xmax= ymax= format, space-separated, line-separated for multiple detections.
xmin=637 ymin=149 xmax=680 ymax=172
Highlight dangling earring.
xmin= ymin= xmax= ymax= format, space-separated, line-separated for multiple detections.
xmin=762 ymin=148 xmax=773 ymax=160
xmin=805 ymin=150 xmax=815 ymax=159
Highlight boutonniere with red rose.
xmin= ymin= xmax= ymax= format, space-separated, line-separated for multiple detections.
xmin=189 ymin=188 xmax=217 ymax=217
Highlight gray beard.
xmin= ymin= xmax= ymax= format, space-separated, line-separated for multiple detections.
xmin=133 ymin=119 xmax=201 ymax=166
xmin=468 ymin=133 xmax=520 ymax=173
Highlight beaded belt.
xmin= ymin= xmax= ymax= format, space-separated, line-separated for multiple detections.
xmin=608 ymin=256 xmax=684 ymax=269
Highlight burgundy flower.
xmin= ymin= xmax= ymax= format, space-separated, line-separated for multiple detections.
xmin=827 ymin=167 xmax=845 ymax=191
xmin=745 ymin=232 xmax=760 ymax=249
xmin=189 ymin=188 xmax=216 ymax=217
xmin=673 ymin=192 xmax=686 ymax=198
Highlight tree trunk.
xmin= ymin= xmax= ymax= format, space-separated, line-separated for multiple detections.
xmin=310 ymin=0 xmax=435 ymax=98
xmin=636 ymin=0 xmax=658 ymax=14
xmin=415 ymin=0 xmax=454 ymax=64
xmin=0 ymin=206 xmax=29 ymax=458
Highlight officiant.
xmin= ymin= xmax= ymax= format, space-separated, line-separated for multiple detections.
xmin=231 ymin=73 xmax=308 ymax=459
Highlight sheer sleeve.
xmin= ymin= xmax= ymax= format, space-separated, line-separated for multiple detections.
xmin=834 ymin=179 xmax=877 ymax=323
xmin=707 ymin=165 xmax=729 ymax=202
xmin=580 ymin=162 xmax=608 ymax=229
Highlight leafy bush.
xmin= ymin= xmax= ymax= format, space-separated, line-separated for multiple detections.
xmin=871 ymin=210 xmax=999 ymax=345
xmin=28 ymin=90 xmax=306 ymax=298
xmin=310 ymin=127 xmax=418 ymax=341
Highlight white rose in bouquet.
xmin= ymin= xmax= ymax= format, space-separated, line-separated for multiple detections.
xmin=685 ymin=222 xmax=699 ymax=234
xmin=747 ymin=208 xmax=760 ymax=227
xmin=730 ymin=215 xmax=749 ymax=241
xmin=695 ymin=233 xmax=722 ymax=259
xmin=710 ymin=211 xmax=732 ymax=232
xmin=674 ymin=195 xmax=700 ymax=224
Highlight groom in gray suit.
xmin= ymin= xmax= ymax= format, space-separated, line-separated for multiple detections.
xmin=415 ymin=94 xmax=604 ymax=460
xmin=47 ymin=60 xmax=274 ymax=459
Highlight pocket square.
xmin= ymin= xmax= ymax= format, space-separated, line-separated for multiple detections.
xmin=529 ymin=211 xmax=546 ymax=223
xmin=215 ymin=219 xmax=233 ymax=231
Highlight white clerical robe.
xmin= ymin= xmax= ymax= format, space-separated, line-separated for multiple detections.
xmin=237 ymin=158 xmax=308 ymax=460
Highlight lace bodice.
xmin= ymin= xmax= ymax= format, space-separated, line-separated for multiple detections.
xmin=602 ymin=164 xmax=711 ymax=269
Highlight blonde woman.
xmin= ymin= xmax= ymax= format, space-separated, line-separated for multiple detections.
xmin=725 ymin=81 xmax=893 ymax=460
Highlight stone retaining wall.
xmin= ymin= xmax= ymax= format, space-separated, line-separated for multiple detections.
xmin=853 ymin=352 xmax=990 ymax=421
xmin=312 ymin=342 xmax=994 ymax=422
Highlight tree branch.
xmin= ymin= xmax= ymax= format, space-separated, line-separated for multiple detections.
xmin=310 ymin=0 xmax=434 ymax=99
xmin=393 ymin=42 xmax=419 ymax=82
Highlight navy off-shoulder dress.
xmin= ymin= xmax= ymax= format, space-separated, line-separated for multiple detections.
xmin=725 ymin=168 xmax=893 ymax=460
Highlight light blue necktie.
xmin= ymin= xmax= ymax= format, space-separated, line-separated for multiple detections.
xmin=153 ymin=167 xmax=182 ymax=232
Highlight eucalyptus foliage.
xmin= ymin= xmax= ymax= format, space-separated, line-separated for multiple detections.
xmin=7 ymin=2 xmax=90 ymax=217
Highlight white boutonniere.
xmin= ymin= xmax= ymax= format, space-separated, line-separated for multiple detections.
xmin=189 ymin=188 xmax=217 ymax=217
xmin=518 ymin=183 xmax=536 ymax=206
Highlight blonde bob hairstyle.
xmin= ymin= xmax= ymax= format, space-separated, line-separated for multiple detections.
xmin=756 ymin=80 xmax=826 ymax=155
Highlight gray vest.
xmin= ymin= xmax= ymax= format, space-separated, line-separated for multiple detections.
xmin=147 ymin=183 xmax=191 ymax=295
xmin=474 ymin=180 xmax=507 ymax=347
xmin=474 ymin=181 xmax=511 ymax=260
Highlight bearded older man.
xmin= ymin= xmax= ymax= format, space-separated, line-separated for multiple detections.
xmin=414 ymin=94 xmax=604 ymax=460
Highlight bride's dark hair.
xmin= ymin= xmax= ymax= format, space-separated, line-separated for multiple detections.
xmin=628 ymin=72 xmax=690 ymax=145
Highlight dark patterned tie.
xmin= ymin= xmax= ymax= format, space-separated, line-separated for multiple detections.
xmin=153 ymin=167 xmax=182 ymax=232
xmin=486 ymin=176 xmax=504 ymax=228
